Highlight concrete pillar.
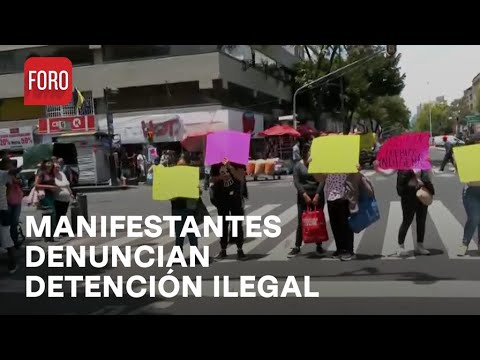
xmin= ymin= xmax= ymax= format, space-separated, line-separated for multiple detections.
xmin=93 ymin=49 xmax=103 ymax=64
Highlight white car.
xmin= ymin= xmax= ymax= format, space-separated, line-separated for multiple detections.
xmin=431 ymin=135 xmax=465 ymax=147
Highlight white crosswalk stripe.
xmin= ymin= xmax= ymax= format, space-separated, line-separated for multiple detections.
xmin=17 ymin=199 xmax=480 ymax=263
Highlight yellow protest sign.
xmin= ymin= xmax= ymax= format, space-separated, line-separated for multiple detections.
xmin=453 ymin=144 xmax=480 ymax=183
xmin=152 ymin=166 xmax=199 ymax=201
xmin=360 ymin=133 xmax=375 ymax=151
xmin=308 ymin=135 xmax=360 ymax=173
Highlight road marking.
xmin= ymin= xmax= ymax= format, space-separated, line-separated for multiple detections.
xmin=223 ymin=204 xmax=297 ymax=262
xmin=381 ymin=201 xmax=415 ymax=259
xmin=260 ymin=230 xmax=297 ymax=261
xmin=163 ymin=204 xmax=279 ymax=260
xmin=429 ymin=201 xmax=479 ymax=259
xmin=137 ymin=280 xmax=480 ymax=298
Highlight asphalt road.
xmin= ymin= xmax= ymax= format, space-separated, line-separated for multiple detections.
xmin=1 ymin=147 xmax=479 ymax=315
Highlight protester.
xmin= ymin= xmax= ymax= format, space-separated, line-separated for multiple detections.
xmin=35 ymin=159 xmax=58 ymax=241
xmin=292 ymin=139 xmax=301 ymax=166
xmin=288 ymin=143 xmax=325 ymax=257
xmin=455 ymin=132 xmax=480 ymax=256
xmin=137 ymin=151 xmax=147 ymax=178
xmin=204 ymin=165 xmax=211 ymax=190
xmin=0 ymin=159 xmax=18 ymax=274
xmin=440 ymin=136 xmax=455 ymax=172
xmin=210 ymin=158 xmax=247 ymax=260
xmin=7 ymin=160 xmax=23 ymax=248
xmin=53 ymin=161 xmax=74 ymax=234
xmin=374 ymin=159 xmax=434 ymax=256
xmin=170 ymin=158 xmax=199 ymax=253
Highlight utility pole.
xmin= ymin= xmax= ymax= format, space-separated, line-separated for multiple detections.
xmin=292 ymin=46 xmax=395 ymax=129
xmin=104 ymin=87 xmax=119 ymax=186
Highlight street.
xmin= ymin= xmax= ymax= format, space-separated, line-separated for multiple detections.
xmin=1 ymin=147 xmax=479 ymax=315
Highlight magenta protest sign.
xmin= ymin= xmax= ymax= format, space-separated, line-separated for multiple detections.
xmin=376 ymin=132 xmax=431 ymax=170
xmin=205 ymin=130 xmax=250 ymax=165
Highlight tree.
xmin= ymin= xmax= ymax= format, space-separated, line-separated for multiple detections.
xmin=414 ymin=102 xmax=454 ymax=135
xmin=449 ymin=96 xmax=472 ymax=125
xmin=356 ymin=95 xmax=411 ymax=132
xmin=476 ymin=87 xmax=480 ymax=114
xmin=294 ymin=45 xmax=406 ymax=134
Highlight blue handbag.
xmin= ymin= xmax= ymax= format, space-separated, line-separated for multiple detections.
xmin=348 ymin=196 xmax=380 ymax=233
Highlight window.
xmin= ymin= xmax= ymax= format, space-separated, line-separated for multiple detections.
xmin=45 ymin=91 xmax=94 ymax=118
xmin=0 ymin=45 xmax=93 ymax=75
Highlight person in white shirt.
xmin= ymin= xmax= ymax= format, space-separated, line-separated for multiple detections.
xmin=137 ymin=152 xmax=146 ymax=178
xmin=53 ymin=162 xmax=74 ymax=234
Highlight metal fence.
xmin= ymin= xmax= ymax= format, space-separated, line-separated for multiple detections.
xmin=45 ymin=91 xmax=95 ymax=118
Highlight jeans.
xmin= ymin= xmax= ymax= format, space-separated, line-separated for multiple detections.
xmin=7 ymin=204 xmax=21 ymax=245
xmin=172 ymin=208 xmax=198 ymax=249
xmin=217 ymin=199 xmax=244 ymax=250
xmin=398 ymin=195 xmax=428 ymax=245
xmin=462 ymin=186 xmax=480 ymax=246
xmin=295 ymin=192 xmax=325 ymax=248
xmin=327 ymin=199 xmax=354 ymax=254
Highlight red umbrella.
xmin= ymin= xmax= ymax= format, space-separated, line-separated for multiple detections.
xmin=258 ymin=125 xmax=300 ymax=137
xmin=181 ymin=131 xmax=211 ymax=153
xmin=297 ymin=124 xmax=318 ymax=137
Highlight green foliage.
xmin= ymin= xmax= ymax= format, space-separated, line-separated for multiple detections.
xmin=294 ymin=45 xmax=407 ymax=133
xmin=356 ymin=96 xmax=411 ymax=131
xmin=476 ymin=87 xmax=480 ymax=113
xmin=414 ymin=102 xmax=454 ymax=135
xmin=449 ymin=96 xmax=472 ymax=124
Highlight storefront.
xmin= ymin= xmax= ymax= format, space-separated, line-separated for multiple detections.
xmin=0 ymin=126 xmax=35 ymax=156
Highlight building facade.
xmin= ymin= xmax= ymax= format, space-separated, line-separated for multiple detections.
xmin=0 ymin=45 xmax=302 ymax=145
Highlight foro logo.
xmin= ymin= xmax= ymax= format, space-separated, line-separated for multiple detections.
xmin=24 ymin=57 xmax=73 ymax=106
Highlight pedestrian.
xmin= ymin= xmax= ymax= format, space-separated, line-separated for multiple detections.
xmin=440 ymin=136 xmax=455 ymax=172
xmin=136 ymin=151 xmax=147 ymax=179
xmin=292 ymin=139 xmax=301 ymax=166
xmin=456 ymin=132 xmax=480 ymax=256
xmin=171 ymin=158 xmax=200 ymax=253
xmin=35 ymin=159 xmax=58 ymax=242
xmin=7 ymin=160 xmax=24 ymax=248
xmin=374 ymin=160 xmax=434 ymax=256
xmin=204 ymin=165 xmax=211 ymax=190
xmin=288 ymin=143 xmax=325 ymax=257
xmin=0 ymin=159 xmax=18 ymax=274
xmin=53 ymin=161 xmax=74 ymax=235
xmin=210 ymin=157 xmax=247 ymax=260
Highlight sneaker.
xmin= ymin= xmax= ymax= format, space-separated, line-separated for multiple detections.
xmin=315 ymin=245 xmax=325 ymax=256
xmin=458 ymin=244 xmax=468 ymax=257
xmin=237 ymin=249 xmax=246 ymax=260
xmin=340 ymin=253 xmax=356 ymax=261
xmin=8 ymin=263 xmax=17 ymax=275
xmin=215 ymin=249 xmax=227 ymax=260
xmin=287 ymin=247 xmax=301 ymax=258
xmin=415 ymin=244 xmax=430 ymax=256
xmin=331 ymin=250 xmax=342 ymax=259
xmin=395 ymin=245 xmax=408 ymax=257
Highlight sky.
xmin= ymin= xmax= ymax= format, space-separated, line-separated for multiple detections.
xmin=398 ymin=45 xmax=480 ymax=116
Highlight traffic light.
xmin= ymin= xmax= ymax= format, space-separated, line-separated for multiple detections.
xmin=386 ymin=45 xmax=397 ymax=57
xmin=147 ymin=131 xmax=154 ymax=143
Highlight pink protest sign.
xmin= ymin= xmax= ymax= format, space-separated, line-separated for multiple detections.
xmin=376 ymin=132 xmax=431 ymax=170
xmin=205 ymin=130 xmax=250 ymax=165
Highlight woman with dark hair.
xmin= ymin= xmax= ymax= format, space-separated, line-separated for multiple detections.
xmin=210 ymin=158 xmax=247 ymax=260
xmin=288 ymin=143 xmax=325 ymax=257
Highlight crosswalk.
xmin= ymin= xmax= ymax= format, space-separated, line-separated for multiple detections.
xmin=25 ymin=198 xmax=480 ymax=262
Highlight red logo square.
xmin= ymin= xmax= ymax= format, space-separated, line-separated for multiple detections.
xmin=24 ymin=57 xmax=73 ymax=106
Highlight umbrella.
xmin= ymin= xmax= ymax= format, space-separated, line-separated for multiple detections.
xmin=23 ymin=144 xmax=53 ymax=169
xmin=181 ymin=131 xmax=211 ymax=153
xmin=297 ymin=124 xmax=319 ymax=137
xmin=258 ymin=125 xmax=300 ymax=137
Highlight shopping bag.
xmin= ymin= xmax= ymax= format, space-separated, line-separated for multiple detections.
xmin=302 ymin=206 xmax=329 ymax=243
xmin=348 ymin=196 xmax=380 ymax=233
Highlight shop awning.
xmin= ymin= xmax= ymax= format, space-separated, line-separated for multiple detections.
xmin=258 ymin=125 xmax=300 ymax=137
xmin=181 ymin=122 xmax=227 ymax=152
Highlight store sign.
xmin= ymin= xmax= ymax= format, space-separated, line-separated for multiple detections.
xmin=141 ymin=116 xmax=183 ymax=143
xmin=0 ymin=127 xmax=34 ymax=150
xmin=37 ymin=115 xmax=96 ymax=134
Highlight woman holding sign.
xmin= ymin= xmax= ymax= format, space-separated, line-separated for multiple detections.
xmin=454 ymin=133 xmax=480 ymax=256
xmin=289 ymin=143 xmax=325 ymax=257
xmin=210 ymin=158 xmax=247 ymax=260
xmin=374 ymin=161 xmax=434 ymax=257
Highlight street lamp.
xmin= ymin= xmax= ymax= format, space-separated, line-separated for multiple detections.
xmin=104 ymin=87 xmax=119 ymax=186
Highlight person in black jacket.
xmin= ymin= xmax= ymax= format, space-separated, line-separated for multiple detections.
xmin=288 ymin=143 xmax=325 ymax=257
xmin=439 ymin=137 xmax=456 ymax=172
xmin=210 ymin=158 xmax=247 ymax=260
xmin=375 ymin=161 xmax=434 ymax=256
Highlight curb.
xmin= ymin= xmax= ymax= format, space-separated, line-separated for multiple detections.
xmin=72 ymin=186 xmax=136 ymax=194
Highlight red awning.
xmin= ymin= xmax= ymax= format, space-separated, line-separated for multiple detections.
xmin=297 ymin=124 xmax=319 ymax=137
xmin=258 ymin=125 xmax=300 ymax=137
